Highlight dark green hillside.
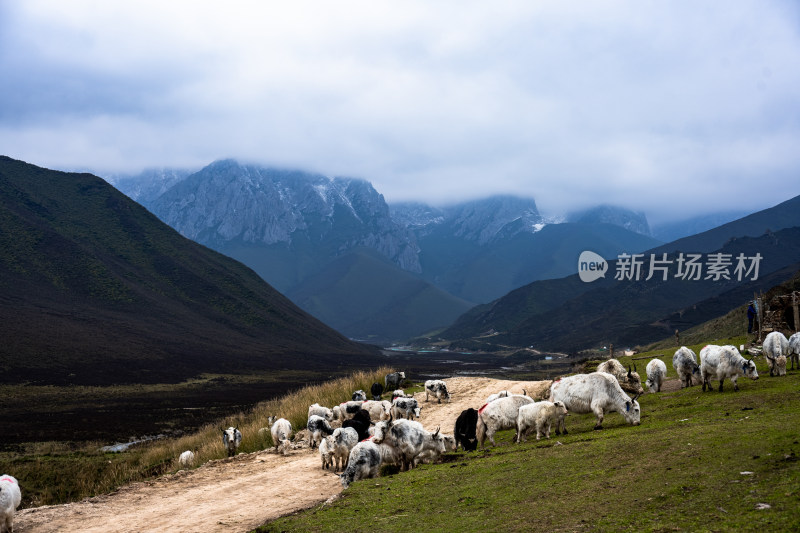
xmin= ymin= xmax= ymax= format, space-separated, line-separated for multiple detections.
xmin=646 ymin=268 xmax=800 ymax=350
xmin=287 ymin=248 xmax=474 ymax=343
xmin=442 ymin=226 xmax=800 ymax=351
xmin=0 ymin=156 xmax=379 ymax=385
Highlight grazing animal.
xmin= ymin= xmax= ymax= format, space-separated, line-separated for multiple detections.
xmin=673 ymin=347 xmax=701 ymax=388
xmin=385 ymin=371 xmax=406 ymax=391
xmin=596 ymin=359 xmax=645 ymax=395
xmin=342 ymin=409 xmax=372 ymax=442
xmin=699 ymin=345 xmax=759 ymax=391
xmin=417 ymin=434 xmax=457 ymax=464
xmin=549 ymin=372 xmax=641 ymax=432
xmin=376 ymin=441 xmax=402 ymax=468
xmin=372 ymin=419 xmax=447 ymax=471
xmin=222 ymin=427 xmax=242 ymax=457
xmin=645 ymin=359 xmax=668 ymax=392
xmin=319 ymin=436 xmax=335 ymax=470
xmin=391 ymin=397 xmax=420 ymax=420
xmin=516 ymin=401 xmax=568 ymax=442
xmin=361 ymin=400 xmax=393 ymax=422
xmin=763 ymin=331 xmax=789 ymax=377
xmin=0 ymin=475 xmax=21 ymax=533
xmin=331 ymin=427 xmax=359 ymax=472
xmin=454 ymin=408 xmax=479 ymax=451
xmin=307 ymin=403 xmax=334 ymax=422
xmin=178 ymin=450 xmax=195 ymax=468
xmin=486 ymin=390 xmax=510 ymax=403
xmin=476 ymin=394 xmax=535 ymax=447
xmin=333 ymin=400 xmax=365 ymax=421
xmin=370 ymin=382 xmax=384 ymax=400
xmin=391 ymin=389 xmax=409 ymax=400
xmin=307 ymin=415 xmax=334 ymax=448
xmin=788 ymin=332 xmax=800 ymax=370
xmin=270 ymin=417 xmax=293 ymax=455
xmin=424 ymin=379 xmax=451 ymax=403
xmin=339 ymin=440 xmax=382 ymax=488
xmin=352 ymin=389 xmax=367 ymax=401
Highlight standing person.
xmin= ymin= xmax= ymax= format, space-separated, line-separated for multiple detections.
xmin=747 ymin=302 xmax=756 ymax=334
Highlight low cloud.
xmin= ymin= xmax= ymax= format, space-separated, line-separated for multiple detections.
xmin=1 ymin=1 xmax=799 ymax=222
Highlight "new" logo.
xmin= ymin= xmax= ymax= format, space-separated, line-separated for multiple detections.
xmin=578 ymin=251 xmax=607 ymax=283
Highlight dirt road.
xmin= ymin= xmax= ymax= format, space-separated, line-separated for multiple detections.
xmin=15 ymin=376 xmax=551 ymax=533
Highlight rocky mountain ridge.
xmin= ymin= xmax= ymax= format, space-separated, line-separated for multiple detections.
xmin=148 ymin=159 xmax=422 ymax=273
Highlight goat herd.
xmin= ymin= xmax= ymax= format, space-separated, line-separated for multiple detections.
xmin=2 ymin=335 xmax=797 ymax=531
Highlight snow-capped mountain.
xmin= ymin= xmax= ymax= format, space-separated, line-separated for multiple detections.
xmin=567 ymin=205 xmax=652 ymax=236
xmin=146 ymin=159 xmax=421 ymax=273
xmin=391 ymin=195 xmax=544 ymax=244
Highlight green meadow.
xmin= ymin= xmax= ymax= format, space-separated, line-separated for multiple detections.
xmin=261 ymin=339 xmax=800 ymax=532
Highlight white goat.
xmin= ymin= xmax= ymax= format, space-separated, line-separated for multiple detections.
xmin=178 ymin=450 xmax=195 ymax=468
xmin=0 ymin=475 xmax=21 ymax=533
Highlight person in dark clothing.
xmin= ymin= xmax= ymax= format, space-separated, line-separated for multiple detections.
xmin=747 ymin=303 xmax=756 ymax=333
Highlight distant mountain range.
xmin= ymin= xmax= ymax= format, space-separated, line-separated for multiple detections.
xmin=0 ymin=156 xmax=380 ymax=385
xmin=567 ymin=205 xmax=651 ymax=236
xmin=110 ymin=161 xmax=667 ymax=342
xmin=440 ymin=193 xmax=800 ymax=352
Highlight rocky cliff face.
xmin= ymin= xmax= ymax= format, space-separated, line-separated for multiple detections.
xmin=391 ymin=195 xmax=544 ymax=244
xmin=106 ymin=168 xmax=193 ymax=206
xmin=567 ymin=205 xmax=652 ymax=236
xmin=147 ymin=159 xmax=421 ymax=272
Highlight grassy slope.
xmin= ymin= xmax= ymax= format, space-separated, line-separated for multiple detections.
xmin=0 ymin=156 xmax=378 ymax=385
xmin=0 ymin=367 xmax=395 ymax=507
xmin=262 ymin=339 xmax=800 ymax=532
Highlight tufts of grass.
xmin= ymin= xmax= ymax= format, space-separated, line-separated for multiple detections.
xmin=0 ymin=367 xmax=393 ymax=507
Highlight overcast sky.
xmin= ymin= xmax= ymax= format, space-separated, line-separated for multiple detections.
xmin=1 ymin=1 xmax=799 ymax=223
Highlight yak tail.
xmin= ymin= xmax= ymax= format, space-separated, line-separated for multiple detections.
xmin=476 ymin=415 xmax=487 ymax=448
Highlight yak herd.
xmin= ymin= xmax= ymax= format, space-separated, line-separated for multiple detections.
xmin=212 ymin=336 xmax=793 ymax=492
xmin=2 ymin=336 xmax=796 ymax=531
xmin=217 ymin=335 xmax=795 ymax=491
